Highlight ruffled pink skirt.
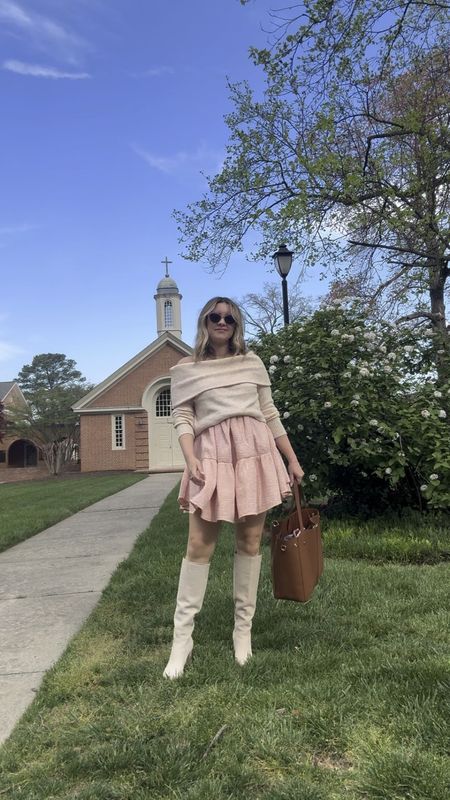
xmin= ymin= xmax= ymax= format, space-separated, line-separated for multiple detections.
xmin=178 ymin=415 xmax=292 ymax=523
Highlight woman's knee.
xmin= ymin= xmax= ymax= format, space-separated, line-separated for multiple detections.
xmin=186 ymin=538 xmax=215 ymax=563
xmin=235 ymin=512 xmax=266 ymax=556
xmin=235 ymin=538 xmax=260 ymax=556
xmin=186 ymin=514 xmax=220 ymax=563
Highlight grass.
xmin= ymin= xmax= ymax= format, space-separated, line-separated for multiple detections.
xmin=0 ymin=473 xmax=147 ymax=553
xmin=0 ymin=484 xmax=448 ymax=799
xmin=265 ymin=497 xmax=450 ymax=564
xmin=318 ymin=507 xmax=450 ymax=564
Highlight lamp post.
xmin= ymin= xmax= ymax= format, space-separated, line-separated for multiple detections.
xmin=273 ymin=243 xmax=294 ymax=326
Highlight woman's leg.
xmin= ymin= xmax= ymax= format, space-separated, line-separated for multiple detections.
xmin=235 ymin=511 xmax=266 ymax=556
xmin=186 ymin=509 xmax=221 ymax=563
xmin=232 ymin=512 xmax=266 ymax=665
xmin=163 ymin=511 xmax=220 ymax=679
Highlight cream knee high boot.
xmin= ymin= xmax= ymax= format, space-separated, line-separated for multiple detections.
xmin=163 ymin=557 xmax=210 ymax=679
xmin=233 ymin=552 xmax=262 ymax=666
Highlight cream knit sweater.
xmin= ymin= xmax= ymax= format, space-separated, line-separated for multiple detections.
xmin=170 ymin=351 xmax=287 ymax=440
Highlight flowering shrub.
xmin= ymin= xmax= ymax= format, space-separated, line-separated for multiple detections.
xmin=252 ymin=301 xmax=450 ymax=512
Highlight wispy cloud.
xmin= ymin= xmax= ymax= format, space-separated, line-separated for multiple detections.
xmin=131 ymin=142 xmax=224 ymax=176
xmin=131 ymin=65 xmax=175 ymax=78
xmin=0 ymin=222 xmax=39 ymax=236
xmin=3 ymin=59 xmax=90 ymax=78
xmin=0 ymin=1 xmax=89 ymax=64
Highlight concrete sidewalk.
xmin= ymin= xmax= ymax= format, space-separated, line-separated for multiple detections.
xmin=0 ymin=472 xmax=181 ymax=747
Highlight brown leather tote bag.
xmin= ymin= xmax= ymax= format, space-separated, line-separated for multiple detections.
xmin=271 ymin=480 xmax=323 ymax=602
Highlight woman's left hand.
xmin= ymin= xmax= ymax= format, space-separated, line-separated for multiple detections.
xmin=288 ymin=459 xmax=305 ymax=486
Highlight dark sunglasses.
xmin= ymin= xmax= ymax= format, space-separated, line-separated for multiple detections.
xmin=207 ymin=312 xmax=236 ymax=325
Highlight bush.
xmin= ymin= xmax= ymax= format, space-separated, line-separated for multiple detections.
xmin=253 ymin=300 xmax=450 ymax=512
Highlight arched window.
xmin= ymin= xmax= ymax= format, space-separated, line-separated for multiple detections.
xmin=164 ymin=300 xmax=173 ymax=327
xmin=155 ymin=387 xmax=172 ymax=417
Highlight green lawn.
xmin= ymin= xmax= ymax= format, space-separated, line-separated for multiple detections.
xmin=0 ymin=485 xmax=448 ymax=799
xmin=0 ymin=473 xmax=147 ymax=553
xmin=316 ymin=506 xmax=450 ymax=564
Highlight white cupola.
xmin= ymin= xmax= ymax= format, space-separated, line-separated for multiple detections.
xmin=154 ymin=257 xmax=182 ymax=339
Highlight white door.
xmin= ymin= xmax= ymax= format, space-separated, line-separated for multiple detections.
xmin=150 ymin=386 xmax=184 ymax=469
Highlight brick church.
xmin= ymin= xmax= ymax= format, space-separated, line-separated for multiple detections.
xmin=72 ymin=261 xmax=192 ymax=473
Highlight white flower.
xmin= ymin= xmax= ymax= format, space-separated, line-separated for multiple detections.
xmin=354 ymin=326 xmax=362 ymax=332
xmin=430 ymin=473 xmax=439 ymax=481
xmin=369 ymin=419 xmax=378 ymax=426
xmin=438 ymin=410 xmax=447 ymax=418
xmin=404 ymin=346 xmax=414 ymax=353
xmin=433 ymin=390 xmax=442 ymax=398
xmin=269 ymin=365 xmax=277 ymax=374
xmin=295 ymin=366 xmax=303 ymax=372
xmin=384 ymin=366 xmax=393 ymax=374
xmin=359 ymin=367 xmax=370 ymax=376
xmin=283 ymin=411 xmax=290 ymax=418
xmin=385 ymin=467 xmax=392 ymax=475
xmin=437 ymin=349 xmax=445 ymax=355
xmin=421 ymin=409 xmax=431 ymax=418
xmin=343 ymin=371 xmax=352 ymax=378
xmin=287 ymin=371 xmax=293 ymax=378
xmin=331 ymin=329 xmax=340 ymax=336
xmin=379 ymin=345 xmax=387 ymax=353
xmin=387 ymin=352 xmax=396 ymax=360
xmin=269 ymin=355 xmax=279 ymax=363
xmin=284 ymin=355 xmax=292 ymax=363
xmin=313 ymin=372 xmax=323 ymax=379
xmin=353 ymin=394 xmax=361 ymax=400
xmin=323 ymin=401 xmax=332 ymax=408
xmin=309 ymin=474 xmax=318 ymax=481
xmin=350 ymin=399 xmax=359 ymax=406
xmin=364 ymin=332 xmax=376 ymax=341
xmin=297 ymin=424 xmax=304 ymax=430
xmin=420 ymin=484 xmax=428 ymax=492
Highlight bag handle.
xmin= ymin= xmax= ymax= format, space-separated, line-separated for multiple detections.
xmin=292 ymin=479 xmax=306 ymax=534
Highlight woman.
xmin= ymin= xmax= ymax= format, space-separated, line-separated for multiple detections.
xmin=163 ymin=296 xmax=304 ymax=679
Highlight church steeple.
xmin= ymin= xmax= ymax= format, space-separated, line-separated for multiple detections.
xmin=154 ymin=257 xmax=182 ymax=339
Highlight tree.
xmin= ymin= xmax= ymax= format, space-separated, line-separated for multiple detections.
xmin=15 ymin=353 xmax=86 ymax=394
xmin=10 ymin=354 xmax=93 ymax=475
xmin=240 ymin=0 xmax=448 ymax=88
xmin=240 ymin=280 xmax=315 ymax=336
xmin=175 ymin=7 xmax=450 ymax=382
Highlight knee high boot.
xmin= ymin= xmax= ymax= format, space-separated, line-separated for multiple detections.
xmin=233 ymin=552 xmax=262 ymax=666
xmin=163 ymin=557 xmax=210 ymax=679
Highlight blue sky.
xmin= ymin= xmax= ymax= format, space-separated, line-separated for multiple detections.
xmin=1 ymin=0 xmax=331 ymax=386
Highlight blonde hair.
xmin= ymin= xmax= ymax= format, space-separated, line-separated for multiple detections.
xmin=193 ymin=297 xmax=247 ymax=362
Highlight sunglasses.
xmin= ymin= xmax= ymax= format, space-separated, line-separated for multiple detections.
xmin=207 ymin=312 xmax=236 ymax=325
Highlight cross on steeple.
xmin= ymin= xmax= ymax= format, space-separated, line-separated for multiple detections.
xmin=161 ymin=256 xmax=172 ymax=277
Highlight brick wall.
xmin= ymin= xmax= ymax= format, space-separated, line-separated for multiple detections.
xmin=79 ymin=342 xmax=184 ymax=472
xmin=87 ymin=344 xmax=181 ymax=408
xmin=0 ymin=385 xmax=41 ymax=470
xmin=80 ymin=413 xmax=137 ymax=472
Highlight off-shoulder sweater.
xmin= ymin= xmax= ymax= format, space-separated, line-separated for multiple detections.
xmin=170 ymin=351 xmax=287 ymax=440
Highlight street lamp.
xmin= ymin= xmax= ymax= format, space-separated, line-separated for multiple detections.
xmin=273 ymin=243 xmax=294 ymax=326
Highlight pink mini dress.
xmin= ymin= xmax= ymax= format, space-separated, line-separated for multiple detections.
xmin=178 ymin=415 xmax=291 ymax=523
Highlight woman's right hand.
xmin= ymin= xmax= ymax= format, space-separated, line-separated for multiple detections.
xmin=187 ymin=457 xmax=205 ymax=486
